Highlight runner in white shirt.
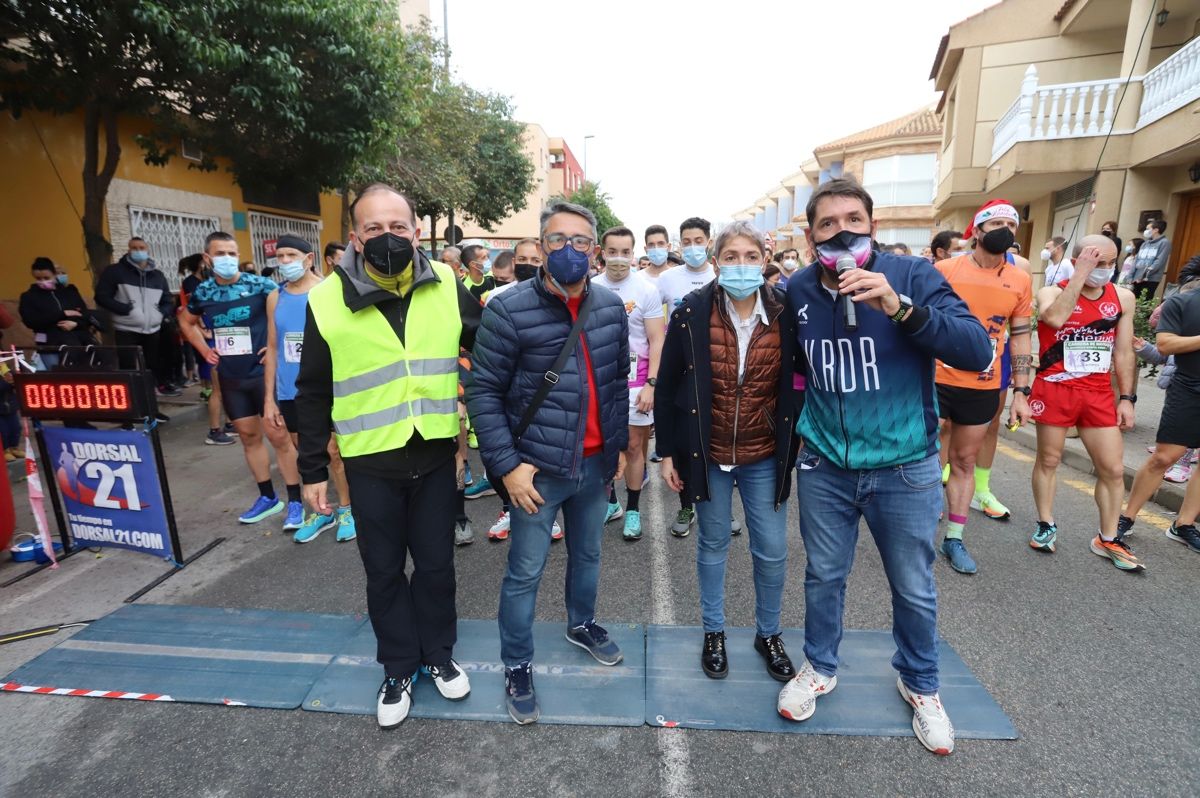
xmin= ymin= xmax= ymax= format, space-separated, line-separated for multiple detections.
xmin=653 ymin=217 xmax=742 ymax=538
xmin=593 ymin=227 xmax=664 ymax=540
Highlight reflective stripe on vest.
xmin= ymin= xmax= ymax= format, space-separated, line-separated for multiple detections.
xmin=308 ymin=262 xmax=461 ymax=457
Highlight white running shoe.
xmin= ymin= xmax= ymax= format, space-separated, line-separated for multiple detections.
xmin=1164 ymin=462 xmax=1192 ymax=484
xmin=897 ymin=677 xmax=955 ymax=755
xmin=426 ymin=659 xmax=471 ymax=701
xmin=488 ymin=511 xmax=511 ymax=541
xmin=777 ymin=659 xmax=836 ymax=722
xmin=377 ymin=676 xmax=412 ymax=729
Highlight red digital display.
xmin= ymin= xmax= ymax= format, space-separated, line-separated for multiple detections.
xmin=14 ymin=373 xmax=146 ymax=421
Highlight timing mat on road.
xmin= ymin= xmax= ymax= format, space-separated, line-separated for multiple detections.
xmin=2 ymin=604 xmax=1016 ymax=739
xmin=645 ymin=625 xmax=1017 ymax=738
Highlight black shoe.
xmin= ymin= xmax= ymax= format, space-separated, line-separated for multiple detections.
xmin=701 ymin=631 xmax=727 ymax=679
xmin=1117 ymin=514 xmax=1135 ymax=539
xmin=154 ymin=412 xmax=170 ymax=423
xmin=754 ymin=634 xmax=795 ymax=682
xmin=156 ymin=384 xmax=182 ymax=398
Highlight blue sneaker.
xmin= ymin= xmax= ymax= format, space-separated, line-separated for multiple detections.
xmin=239 ymin=496 xmax=284 ymax=524
xmin=566 ymin=620 xmax=624 ymax=665
xmin=294 ymin=511 xmax=337 ymax=544
xmin=465 ymin=476 xmax=496 ymax=499
xmin=282 ymin=501 xmax=304 ymax=531
xmin=604 ymin=501 xmax=624 ymax=524
xmin=1030 ymin=521 xmax=1057 ymax=553
xmin=940 ymin=538 xmax=978 ymax=574
xmin=623 ymin=510 xmax=642 ymax=541
xmin=335 ymin=506 xmax=357 ymax=542
xmin=504 ymin=662 xmax=539 ymax=725
xmin=463 ymin=461 xmax=474 ymax=487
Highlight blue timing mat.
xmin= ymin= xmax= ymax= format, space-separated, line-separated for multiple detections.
xmin=303 ymin=619 xmax=646 ymax=726
xmin=1 ymin=604 xmax=362 ymax=709
xmin=645 ymin=625 xmax=1018 ymax=739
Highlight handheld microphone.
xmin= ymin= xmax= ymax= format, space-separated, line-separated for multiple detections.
xmin=836 ymin=254 xmax=858 ymax=332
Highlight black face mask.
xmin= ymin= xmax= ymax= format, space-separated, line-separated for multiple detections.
xmin=514 ymin=263 xmax=539 ymax=281
xmin=979 ymin=226 xmax=1015 ymax=255
xmin=362 ymin=233 xmax=414 ymax=276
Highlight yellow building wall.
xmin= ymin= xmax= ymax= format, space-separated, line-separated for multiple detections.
xmin=1 ymin=109 xmax=343 ymax=303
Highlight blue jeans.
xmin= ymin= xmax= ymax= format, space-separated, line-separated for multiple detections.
xmin=796 ymin=450 xmax=943 ymax=694
xmin=695 ymin=457 xmax=788 ymax=636
xmin=499 ymin=455 xmax=608 ymax=667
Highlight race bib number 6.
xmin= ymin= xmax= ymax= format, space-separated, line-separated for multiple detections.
xmin=1064 ymin=340 xmax=1112 ymax=373
xmin=214 ymin=326 xmax=253 ymax=356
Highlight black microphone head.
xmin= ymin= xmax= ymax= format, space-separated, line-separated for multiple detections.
xmin=835 ymin=254 xmax=857 ymax=274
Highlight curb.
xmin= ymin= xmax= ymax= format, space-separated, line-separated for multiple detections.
xmin=1001 ymin=425 xmax=1185 ymax=514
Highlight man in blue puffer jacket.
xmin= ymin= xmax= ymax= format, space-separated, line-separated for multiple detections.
xmin=468 ymin=200 xmax=629 ymax=725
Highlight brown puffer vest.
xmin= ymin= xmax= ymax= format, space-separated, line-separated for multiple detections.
xmin=708 ymin=292 xmax=783 ymax=466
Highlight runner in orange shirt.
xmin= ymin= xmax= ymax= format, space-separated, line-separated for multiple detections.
xmin=933 ymin=199 xmax=1034 ymax=574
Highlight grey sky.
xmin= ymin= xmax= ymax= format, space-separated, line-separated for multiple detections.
xmin=434 ymin=0 xmax=1002 ymax=244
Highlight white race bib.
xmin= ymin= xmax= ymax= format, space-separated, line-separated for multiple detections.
xmin=214 ymin=326 xmax=252 ymax=357
xmin=1064 ymin=340 xmax=1111 ymax=373
xmin=284 ymin=332 xmax=304 ymax=364
xmin=628 ymin=352 xmax=638 ymax=381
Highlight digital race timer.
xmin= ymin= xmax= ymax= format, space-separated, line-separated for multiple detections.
xmin=13 ymin=371 xmax=149 ymax=422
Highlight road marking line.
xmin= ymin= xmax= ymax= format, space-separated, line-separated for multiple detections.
xmin=643 ymin=469 xmax=694 ymax=798
xmin=995 ymin=442 xmax=1173 ymax=529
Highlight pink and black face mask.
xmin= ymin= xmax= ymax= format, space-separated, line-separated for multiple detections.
xmin=814 ymin=230 xmax=873 ymax=271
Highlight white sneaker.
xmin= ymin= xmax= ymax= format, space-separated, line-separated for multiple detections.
xmin=488 ymin=512 xmax=511 ymax=540
xmin=777 ymin=659 xmax=836 ymax=722
xmin=551 ymin=520 xmax=563 ymax=541
xmin=1164 ymin=462 xmax=1192 ymax=484
xmin=426 ymin=659 xmax=471 ymax=701
xmin=897 ymin=677 xmax=955 ymax=755
xmin=377 ymin=676 xmax=412 ymax=729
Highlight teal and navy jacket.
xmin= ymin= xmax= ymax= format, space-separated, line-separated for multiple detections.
xmin=786 ymin=251 xmax=991 ymax=470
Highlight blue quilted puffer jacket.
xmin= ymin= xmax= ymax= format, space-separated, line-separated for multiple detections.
xmin=467 ymin=272 xmax=629 ymax=482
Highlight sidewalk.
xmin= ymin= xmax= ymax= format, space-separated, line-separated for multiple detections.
xmin=1000 ymin=369 xmax=1189 ymax=513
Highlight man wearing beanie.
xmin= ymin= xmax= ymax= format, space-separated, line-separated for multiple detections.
xmin=932 ymin=200 xmax=1034 ymax=574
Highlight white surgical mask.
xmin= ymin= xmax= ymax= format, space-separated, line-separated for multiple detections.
xmin=781 ymin=258 xmax=798 ymax=272
xmin=1144 ymin=228 xmax=1154 ymax=238
xmin=1040 ymin=249 xmax=1052 ymax=262
xmin=1124 ymin=244 xmax=1134 ymax=253
xmin=1085 ymin=268 xmax=1114 ymax=287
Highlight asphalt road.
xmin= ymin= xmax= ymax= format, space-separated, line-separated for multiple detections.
xmin=1 ymin=413 xmax=1197 ymax=798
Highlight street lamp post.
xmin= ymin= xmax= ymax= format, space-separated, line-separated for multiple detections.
xmin=583 ymin=134 xmax=595 ymax=181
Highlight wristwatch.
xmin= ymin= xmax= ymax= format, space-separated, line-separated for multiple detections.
xmin=646 ymin=377 xmax=657 ymax=386
xmin=1119 ymin=394 xmax=1137 ymax=404
xmin=1013 ymin=386 xmax=1032 ymax=397
xmin=890 ymin=294 xmax=913 ymax=323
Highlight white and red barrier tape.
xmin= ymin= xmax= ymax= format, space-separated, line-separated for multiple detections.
xmin=2 ymin=681 xmax=174 ymax=701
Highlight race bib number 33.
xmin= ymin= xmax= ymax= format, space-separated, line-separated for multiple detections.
xmin=1064 ymin=340 xmax=1111 ymax=373
xmin=214 ymin=326 xmax=253 ymax=356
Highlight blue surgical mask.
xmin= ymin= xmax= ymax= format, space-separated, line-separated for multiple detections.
xmin=129 ymin=250 xmax=149 ymax=264
xmin=212 ymin=255 xmax=240 ymax=279
xmin=278 ymin=261 xmax=307 ymax=283
xmin=718 ymin=265 xmax=764 ymax=300
xmin=56 ymin=273 xmax=69 ymax=286
xmin=682 ymin=245 xmax=709 ymax=269
xmin=546 ymin=245 xmax=591 ymax=287
xmin=646 ymin=247 xmax=669 ymax=267
xmin=481 ymin=258 xmax=493 ymax=275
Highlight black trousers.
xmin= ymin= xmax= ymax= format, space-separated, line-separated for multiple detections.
xmin=345 ymin=458 xmax=458 ymax=678
xmin=114 ymin=329 xmax=170 ymax=388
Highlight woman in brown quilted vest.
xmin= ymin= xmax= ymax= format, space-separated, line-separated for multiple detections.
xmin=654 ymin=220 xmax=804 ymax=684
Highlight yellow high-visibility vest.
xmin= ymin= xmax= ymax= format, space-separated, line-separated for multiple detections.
xmin=307 ymin=262 xmax=461 ymax=457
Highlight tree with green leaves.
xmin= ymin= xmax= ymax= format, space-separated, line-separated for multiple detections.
xmin=0 ymin=0 xmax=431 ymax=283
xmin=371 ymin=75 xmax=535 ymax=253
xmin=551 ymin=181 xmax=624 ymax=236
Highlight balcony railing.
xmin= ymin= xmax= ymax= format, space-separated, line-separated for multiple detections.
xmin=991 ymin=65 xmax=1127 ymax=163
xmin=1138 ymin=34 xmax=1200 ymax=129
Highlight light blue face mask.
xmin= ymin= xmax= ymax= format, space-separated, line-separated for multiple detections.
xmin=717 ymin=265 xmax=764 ymax=300
xmin=481 ymin=258 xmax=493 ymax=275
xmin=278 ymin=261 xmax=307 ymax=283
xmin=682 ymin=245 xmax=709 ymax=269
xmin=212 ymin=255 xmax=240 ymax=280
xmin=129 ymin=250 xmax=150 ymax=264
xmin=646 ymin=247 xmax=669 ymax=267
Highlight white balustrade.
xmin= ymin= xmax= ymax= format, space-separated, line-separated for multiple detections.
xmin=1138 ymin=34 xmax=1200 ymax=129
xmin=991 ymin=64 xmax=1131 ymax=162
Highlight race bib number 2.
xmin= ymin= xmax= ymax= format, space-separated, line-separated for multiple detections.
xmin=284 ymin=332 xmax=304 ymax=363
xmin=1064 ymin=340 xmax=1111 ymax=373
xmin=214 ymin=326 xmax=252 ymax=356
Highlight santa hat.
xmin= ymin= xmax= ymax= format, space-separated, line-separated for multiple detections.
xmin=964 ymin=199 xmax=1020 ymax=240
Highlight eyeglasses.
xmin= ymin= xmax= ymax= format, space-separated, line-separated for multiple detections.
xmin=543 ymin=233 xmax=594 ymax=252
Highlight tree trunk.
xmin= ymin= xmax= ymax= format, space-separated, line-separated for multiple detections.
xmin=340 ymin=189 xmax=350 ymax=243
xmin=428 ymin=210 xmax=438 ymax=258
xmin=81 ymin=101 xmax=121 ymax=289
